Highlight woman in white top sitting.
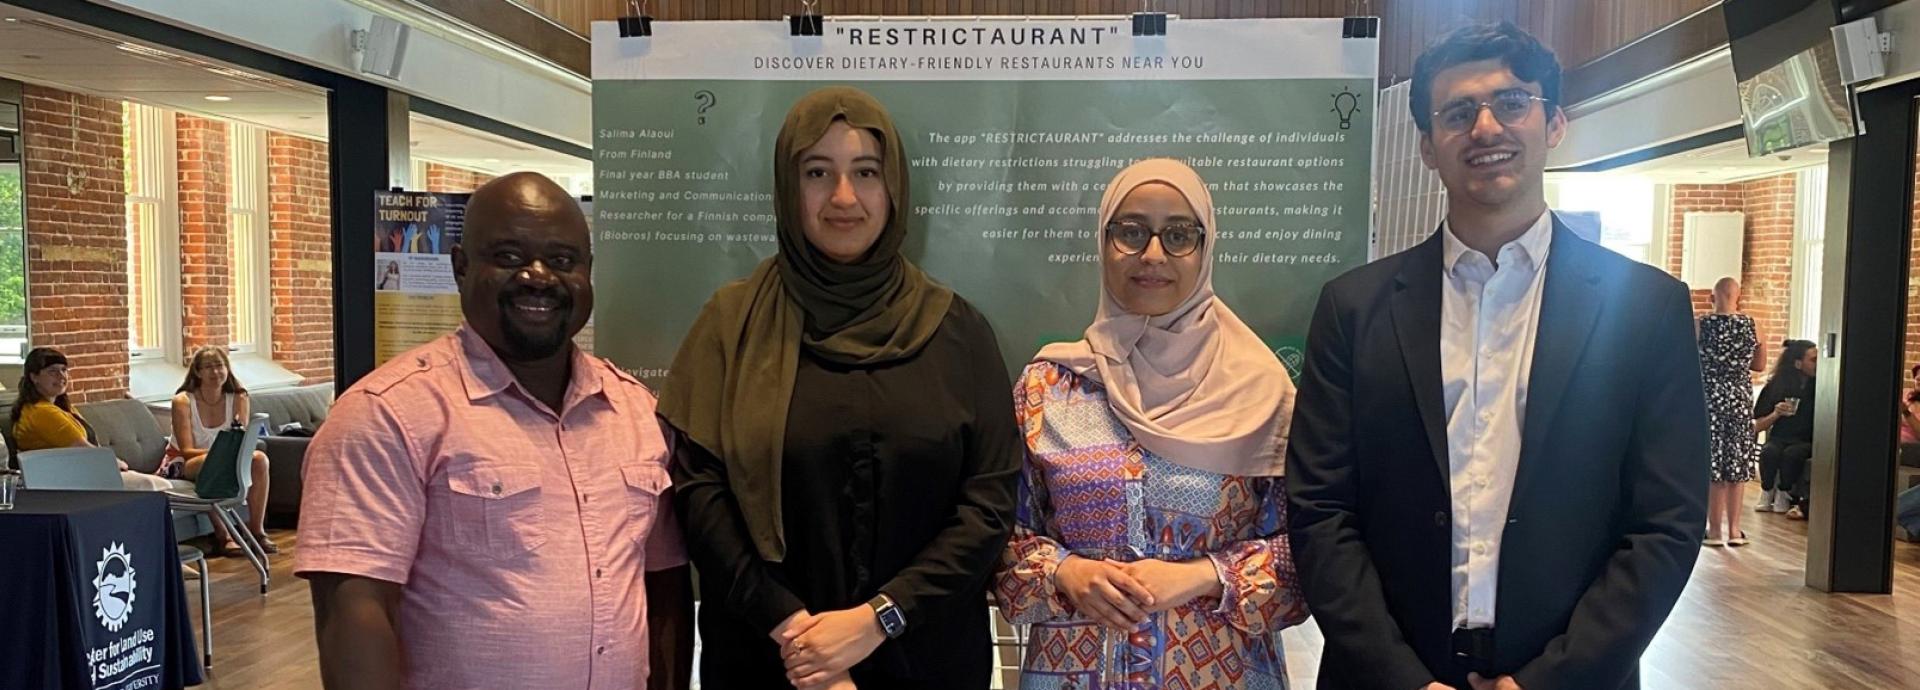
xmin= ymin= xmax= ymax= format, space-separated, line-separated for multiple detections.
xmin=169 ymin=346 xmax=275 ymax=554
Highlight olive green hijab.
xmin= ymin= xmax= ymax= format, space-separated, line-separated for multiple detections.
xmin=659 ymin=86 xmax=952 ymax=562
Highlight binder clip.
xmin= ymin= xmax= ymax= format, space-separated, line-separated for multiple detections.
xmin=619 ymin=0 xmax=653 ymax=38
xmin=1131 ymin=12 xmax=1167 ymax=37
xmin=1342 ymin=17 xmax=1379 ymax=39
xmin=790 ymin=0 xmax=823 ymax=37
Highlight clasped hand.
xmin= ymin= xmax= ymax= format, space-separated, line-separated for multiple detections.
xmin=773 ymin=608 xmax=884 ymax=689
xmin=1052 ymin=555 xmax=1223 ymax=631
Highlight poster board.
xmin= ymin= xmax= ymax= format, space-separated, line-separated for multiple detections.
xmin=590 ymin=18 xmax=1379 ymax=384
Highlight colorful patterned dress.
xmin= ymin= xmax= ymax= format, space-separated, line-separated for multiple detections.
xmin=995 ymin=362 xmax=1308 ymax=690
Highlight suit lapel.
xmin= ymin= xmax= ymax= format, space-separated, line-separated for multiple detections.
xmin=1391 ymin=231 xmax=1451 ymax=483
xmin=1514 ymin=218 xmax=1606 ymax=503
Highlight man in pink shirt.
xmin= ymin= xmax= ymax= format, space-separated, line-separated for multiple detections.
xmin=297 ymin=172 xmax=693 ymax=690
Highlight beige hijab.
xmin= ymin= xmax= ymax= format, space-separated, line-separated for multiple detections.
xmin=1035 ymin=158 xmax=1295 ymax=476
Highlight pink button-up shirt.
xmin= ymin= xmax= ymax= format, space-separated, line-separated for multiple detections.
xmin=296 ymin=326 xmax=686 ymax=690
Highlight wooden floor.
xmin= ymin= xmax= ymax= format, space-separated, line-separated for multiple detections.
xmin=194 ymin=505 xmax=1920 ymax=689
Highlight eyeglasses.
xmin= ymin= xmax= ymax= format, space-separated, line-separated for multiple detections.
xmin=1106 ymin=220 xmax=1206 ymax=258
xmin=1431 ymin=89 xmax=1550 ymax=135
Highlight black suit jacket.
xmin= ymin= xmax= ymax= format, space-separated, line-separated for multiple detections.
xmin=1285 ymin=218 xmax=1708 ymax=690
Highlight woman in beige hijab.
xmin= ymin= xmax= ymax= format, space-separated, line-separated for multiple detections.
xmin=661 ymin=86 xmax=1018 ymax=690
xmin=994 ymin=158 xmax=1307 ymax=688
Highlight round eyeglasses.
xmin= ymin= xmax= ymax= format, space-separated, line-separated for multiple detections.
xmin=1106 ymin=220 xmax=1206 ymax=258
xmin=1431 ymin=89 xmax=1550 ymax=135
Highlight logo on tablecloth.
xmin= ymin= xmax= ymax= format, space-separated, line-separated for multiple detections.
xmin=91 ymin=542 xmax=137 ymax=632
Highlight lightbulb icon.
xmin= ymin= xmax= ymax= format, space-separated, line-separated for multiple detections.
xmin=1331 ymin=87 xmax=1362 ymax=130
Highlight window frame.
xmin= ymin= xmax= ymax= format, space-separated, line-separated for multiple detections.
xmin=227 ymin=121 xmax=271 ymax=355
xmin=1789 ymin=166 xmax=1828 ymax=343
xmin=124 ymin=102 xmax=182 ymax=367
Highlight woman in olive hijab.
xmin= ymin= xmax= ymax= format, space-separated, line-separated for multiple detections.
xmin=660 ymin=86 xmax=1019 ymax=689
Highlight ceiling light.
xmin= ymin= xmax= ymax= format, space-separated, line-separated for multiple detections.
xmin=3 ymin=18 xmax=18 ymax=23
xmin=204 ymin=95 xmax=233 ymax=102
xmin=484 ymin=158 xmax=501 ymax=163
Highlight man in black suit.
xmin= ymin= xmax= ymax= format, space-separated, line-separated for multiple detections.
xmin=1286 ymin=23 xmax=1708 ymax=690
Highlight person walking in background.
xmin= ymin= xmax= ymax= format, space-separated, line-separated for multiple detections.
xmin=1286 ymin=22 xmax=1707 ymax=690
xmin=1699 ymin=277 xmax=1764 ymax=547
xmin=1755 ymin=340 xmax=1819 ymax=520
xmin=995 ymin=159 xmax=1308 ymax=689
xmin=660 ymin=87 xmax=1018 ymax=690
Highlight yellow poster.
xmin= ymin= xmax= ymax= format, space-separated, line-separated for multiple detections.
xmin=375 ymin=292 xmax=463 ymax=363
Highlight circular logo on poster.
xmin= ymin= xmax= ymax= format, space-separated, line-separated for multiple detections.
xmin=1274 ymin=345 xmax=1305 ymax=381
xmin=92 ymin=542 xmax=138 ymax=632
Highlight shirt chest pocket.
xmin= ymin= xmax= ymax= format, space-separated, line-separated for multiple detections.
xmin=620 ymin=458 xmax=669 ymax=547
xmin=446 ymin=460 xmax=549 ymax=559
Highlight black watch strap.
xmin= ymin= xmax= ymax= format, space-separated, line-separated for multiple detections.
xmin=868 ymin=594 xmax=907 ymax=639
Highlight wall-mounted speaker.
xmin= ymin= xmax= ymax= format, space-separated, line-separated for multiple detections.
xmin=1831 ymin=16 xmax=1893 ymax=85
xmin=355 ymin=15 xmax=411 ymax=80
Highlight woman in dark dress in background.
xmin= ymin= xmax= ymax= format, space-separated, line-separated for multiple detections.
xmin=659 ymin=86 xmax=1019 ymax=690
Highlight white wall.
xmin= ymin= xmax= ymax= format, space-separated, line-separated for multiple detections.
xmin=92 ymin=0 xmax=591 ymax=147
xmin=1547 ymin=49 xmax=1744 ymax=169
xmin=1863 ymin=0 xmax=1920 ymax=92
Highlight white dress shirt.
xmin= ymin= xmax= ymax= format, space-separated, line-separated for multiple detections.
xmin=1439 ymin=211 xmax=1553 ymax=630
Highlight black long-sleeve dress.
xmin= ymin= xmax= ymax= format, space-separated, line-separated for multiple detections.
xmin=669 ymin=297 xmax=1020 ymax=689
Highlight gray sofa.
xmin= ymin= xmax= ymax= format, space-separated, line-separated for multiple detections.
xmin=247 ymin=384 xmax=333 ymax=527
xmin=0 ymin=398 xmax=216 ymax=541
xmin=84 ymin=399 xmax=218 ymax=540
xmin=3 ymin=385 xmax=333 ymax=531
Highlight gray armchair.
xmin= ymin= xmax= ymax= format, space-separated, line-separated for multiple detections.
xmin=246 ymin=384 xmax=333 ymax=526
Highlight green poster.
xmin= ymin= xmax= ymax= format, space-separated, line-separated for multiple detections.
xmin=591 ymin=18 xmax=1377 ymax=385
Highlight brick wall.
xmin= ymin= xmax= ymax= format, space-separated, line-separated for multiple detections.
xmin=423 ymin=162 xmax=494 ymax=194
xmin=1667 ymin=174 xmax=1800 ymax=373
xmin=176 ymin=113 xmax=230 ymax=352
xmin=1738 ymin=175 xmax=1797 ymax=350
xmin=18 ymin=88 xmax=335 ymax=397
xmin=1907 ymin=148 xmax=1920 ymax=381
xmin=268 ymin=133 xmax=334 ymax=384
xmin=21 ymin=86 xmax=129 ymax=402
xmin=1666 ymin=184 xmax=1744 ymax=314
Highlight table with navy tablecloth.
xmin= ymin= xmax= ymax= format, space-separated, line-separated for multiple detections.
xmin=0 ymin=490 xmax=204 ymax=689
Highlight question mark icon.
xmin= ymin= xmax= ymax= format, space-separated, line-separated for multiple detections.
xmin=694 ymin=90 xmax=716 ymax=126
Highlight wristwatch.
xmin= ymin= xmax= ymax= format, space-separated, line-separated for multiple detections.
xmin=867 ymin=594 xmax=907 ymax=639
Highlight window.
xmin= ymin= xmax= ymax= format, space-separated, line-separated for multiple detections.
xmin=1790 ymin=166 xmax=1828 ymax=342
xmin=227 ymin=122 xmax=270 ymax=354
xmin=0 ymin=156 xmax=23 ymax=369
xmin=124 ymin=103 xmax=181 ymax=365
xmin=1553 ymin=175 xmax=1660 ymax=266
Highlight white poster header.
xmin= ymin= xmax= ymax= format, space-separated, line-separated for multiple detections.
xmin=592 ymin=18 xmax=1376 ymax=81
